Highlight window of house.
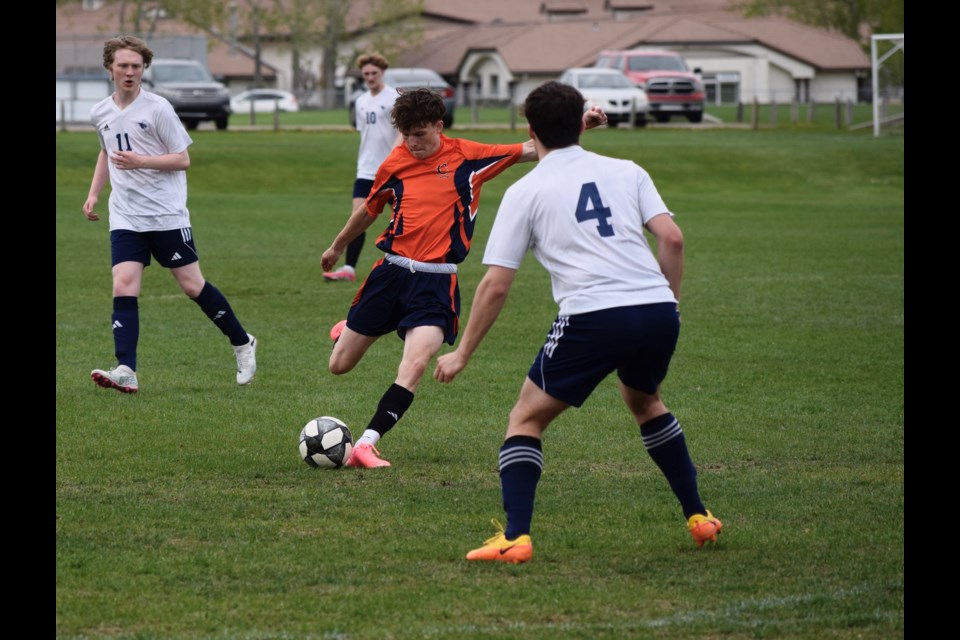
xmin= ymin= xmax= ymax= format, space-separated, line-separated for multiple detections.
xmin=702 ymin=72 xmax=740 ymax=105
xmin=488 ymin=74 xmax=499 ymax=99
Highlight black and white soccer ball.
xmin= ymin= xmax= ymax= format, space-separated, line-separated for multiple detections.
xmin=299 ymin=416 xmax=353 ymax=469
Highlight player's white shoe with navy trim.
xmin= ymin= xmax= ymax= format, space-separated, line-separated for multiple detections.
xmin=91 ymin=365 xmax=139 ymax=394
xmin=234 ymin=334 xmax=257 ymax=385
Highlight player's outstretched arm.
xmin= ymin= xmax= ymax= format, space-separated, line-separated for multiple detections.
xmin=322 ymin=200 xmax=378 ymax=271
xmin=434 ymin=266 xmax=518 ymax=383
xmin=583 ymin=104 xmax=608 ymax=129
xmin=83 ymin=149 xmax=110 ymax=221
xmin=645 ymin=213 xmax=685 ymax=303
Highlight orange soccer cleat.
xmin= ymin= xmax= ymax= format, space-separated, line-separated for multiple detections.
xmin=465 ymin=519 xmax=533 ymax=564
xmin=687 ymin=510 xmax=723 ymax=548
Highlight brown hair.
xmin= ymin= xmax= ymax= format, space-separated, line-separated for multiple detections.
xmin=356 ymin=52 xmax=389 ymax=71
xmin=391 ymin=88 xmax=446 ymax=132
xmin=102 ymin=35 xmax=154 ymax=70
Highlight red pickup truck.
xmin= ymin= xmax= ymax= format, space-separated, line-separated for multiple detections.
xmin=594 ymin=50 xmax=705 ymax=123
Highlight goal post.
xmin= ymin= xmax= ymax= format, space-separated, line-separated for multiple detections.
xmin=871 ymin=33 xmax=904 ymax=137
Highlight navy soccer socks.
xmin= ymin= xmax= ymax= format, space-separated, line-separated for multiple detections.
xmin=112 ymin=296 xmax=139 ymax=370
xmin=499 ymin=435 xmax=544 ymax=540
xmin=640 ymin=413 xmax=706 ymax=519
xmin=345 ymin=232 xmax=365 ymax=269
xmin=192 ymin=281 xmax=249 ymax=346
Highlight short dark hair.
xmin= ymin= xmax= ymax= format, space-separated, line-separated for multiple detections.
xmin=391 ymin=88 xmax=446 ymax=132
xmin=523 ymin=81 xmax=585 ymax=149
xmin=102 ymin=35 xmax=154 ymax=70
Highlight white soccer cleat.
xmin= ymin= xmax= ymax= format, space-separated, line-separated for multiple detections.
xmin=91 ymin=364 xmax=139 ymax=394
xmin=234 ymin=334 xmax=257 ymax=385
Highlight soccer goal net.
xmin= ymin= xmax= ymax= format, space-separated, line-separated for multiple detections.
xmin=872 ymin=33 xmax=904 ymax=137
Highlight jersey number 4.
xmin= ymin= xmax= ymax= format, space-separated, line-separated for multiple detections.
xmin=575 ymin=182 xmax=614 ymax=237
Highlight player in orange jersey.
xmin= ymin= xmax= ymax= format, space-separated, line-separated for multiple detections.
xmin=321 ymin=88 xmax=606 ymax=468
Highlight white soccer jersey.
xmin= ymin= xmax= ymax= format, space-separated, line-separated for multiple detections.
xmin=90 ymin=89 xmax=193 ymax=232
xmin=355 ymin=85 xmax=400 ymax=180
xmin=484 ymin=145 xmax=677 ymax=316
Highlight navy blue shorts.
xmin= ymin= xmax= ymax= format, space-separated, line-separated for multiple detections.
xmin=352 ymin=178 xmax=375 ymax=199
xmin=528 ymin=303 xmax=680 ymax=407
xmin=110 ymin=228 xmax=199 ymax=268
xmin=346 ymin=258 xmax=460 ymax=344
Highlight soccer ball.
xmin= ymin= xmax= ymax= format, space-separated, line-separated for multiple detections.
xmin=299 ymin=416 xmax=353 ymax=469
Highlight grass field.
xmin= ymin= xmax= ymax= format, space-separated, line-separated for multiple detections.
xmin=56 ymin=125 xmax=903 ymax=639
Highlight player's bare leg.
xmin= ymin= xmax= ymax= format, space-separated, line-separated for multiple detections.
xmin=329 ymin=324 xmax=380 ymax=375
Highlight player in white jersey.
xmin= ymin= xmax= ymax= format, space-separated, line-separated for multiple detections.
xmin=83 ymin=36 xmax=257 ymax=393
xmin=434 ymin=81 xmax=723 ymax=563
xmin=324 ymin=52 xmax=401 ymax=283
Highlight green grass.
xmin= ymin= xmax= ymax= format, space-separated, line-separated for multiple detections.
xmin=57 ymin=126 xmax=903 ymax=639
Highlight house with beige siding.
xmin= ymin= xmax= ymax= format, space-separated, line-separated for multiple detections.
xmin=58 ymin=0 xmax=870 ymax=114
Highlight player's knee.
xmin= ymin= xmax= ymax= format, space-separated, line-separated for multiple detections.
xmin=328 ymin=354 xmax=354 ymax=376
xmin=112 ymin=275 xmax=140 ymax=296
xmin=632 ymin=402 xmax=669 ymax=426
xmin=398 ymin=358 xmax=430 ymax=384
xmin=181 ymin=282 xmax=204 ymax=298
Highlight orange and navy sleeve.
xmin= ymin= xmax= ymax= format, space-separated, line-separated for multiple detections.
xmin=452 ymin=139 xmax=523 ymax=185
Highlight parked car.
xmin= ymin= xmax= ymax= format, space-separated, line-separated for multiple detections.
xmin=231 ymin=89 xmax=300 ymax=114
xmin=557 ymin=68 xmax=649 ymax=127
xmin=349 ymin=67 xmax=456 ymax=129
xmin=143 ymin=58 xmax=231 ymax=130
xmin=594 ymin=49 xmax=705 ymax=123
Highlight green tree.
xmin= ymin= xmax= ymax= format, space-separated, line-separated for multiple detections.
xmin=60 ymin=0 xmax=427 ymax=97
xmin=734 ymin=0 xmax=903 ymax=45
xmin=363 ymin=0 xmax=425 ymax=64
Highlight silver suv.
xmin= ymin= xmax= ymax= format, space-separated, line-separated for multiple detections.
xmin=143 ymin=59 xmax=231 ymax=130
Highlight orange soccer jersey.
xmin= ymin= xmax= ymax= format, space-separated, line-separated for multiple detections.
xmin=365 ymin=135 xmax=523 ymax=264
